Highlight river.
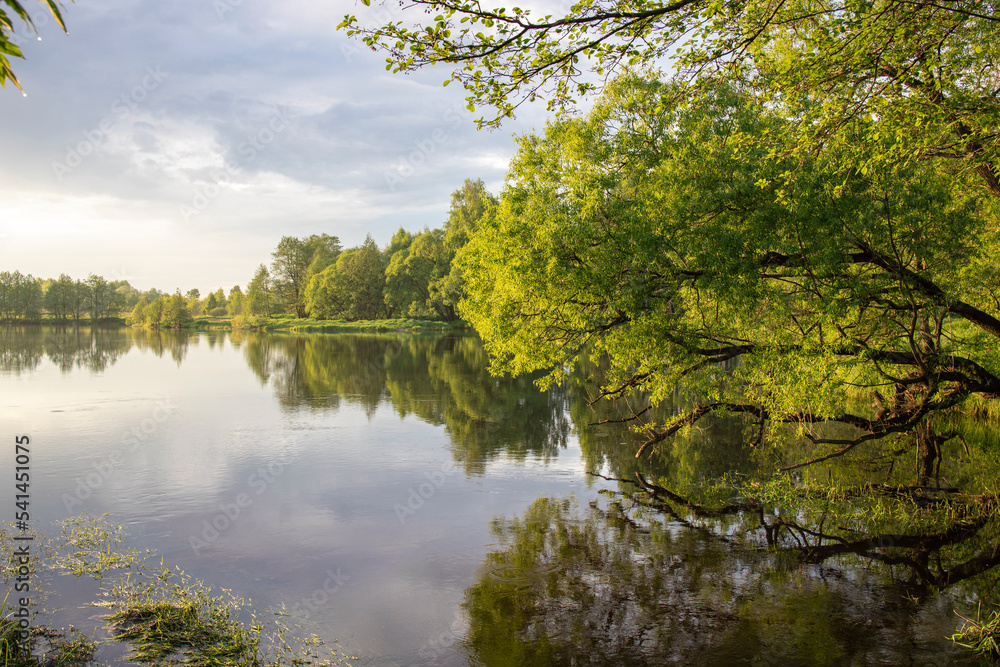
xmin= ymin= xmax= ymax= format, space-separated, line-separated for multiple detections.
xmin=0 ymin=327 xmax=987 ymax=665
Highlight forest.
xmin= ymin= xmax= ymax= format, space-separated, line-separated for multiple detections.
xmin=0 ymin=178 xmax=492 ymax=329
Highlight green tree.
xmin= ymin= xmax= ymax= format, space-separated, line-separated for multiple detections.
xmin=432 ymin=178 xmax=495 ymax=319
xmin=162 ymin=291 xmax=191 ymax=329
xmin=142 ymin=296 xmax=166 ymax=329
xmin=383 ymin=227 xmax=421 ymax=317
xmin=227 ymin=285 xmax=244 ymax=316
xmin=85 ymin=273 xmax=120 ymax=320
xmin=304 ymin=236 xmax=386 ymax=321
xmin=382 ymin=179 xmax=494 ymax=323
xmin=384 ymin=228 xmax=449 ymax=319
xmin=246 ymin=264 xmax=273 ymax=317
xmin=0 ymin=0 xmax=68 ymax=92
xmin=213 ymin=287 xmax=226 ymax=309
xmin=0 ymin=270 xmax=42 ymax=321
xmin=43 ymin=273 xmax=76 ymax=321
xmin=126 ymin=296 xmax=149 ymax=327
xmin=271 ymin=234 xmax=342 ymax=317
xmin=69 ymin=278 xmax=88 ymax=323
xmin=458 ymin=76 xmax=1000 ymax=472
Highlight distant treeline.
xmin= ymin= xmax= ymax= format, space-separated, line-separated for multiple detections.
xmin=2 ymin=178 xmax=493 ymax=329
xmin=234 ymin=178 xmax=493 ymax=328
xmin=0 ymin=271 xmax=167 ymax=324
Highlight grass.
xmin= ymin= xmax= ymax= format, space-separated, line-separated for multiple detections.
xmin=0 ymin=617 xmax=97 ymax=666
xmin=1 ymin=515 xmax=353 ymax=666
xmin=952 ymin=604 xmax=1000 ymax=660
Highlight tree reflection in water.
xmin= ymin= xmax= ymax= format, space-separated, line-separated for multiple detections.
xmin=462 ymin=488 xmax=997 ymax=665
xmin=240 ymin=333 xmax=570 ymax=474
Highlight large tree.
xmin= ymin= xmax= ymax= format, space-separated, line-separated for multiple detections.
xmin=458 ymin=76 xmax=1000 ymax=472
xmin=246 ymin=264 xmax=273 ymax=317
xmin=270 ymin=234 xmax=342 ymax=318
xmin=305 ymin=236 xmax=387 ymax=321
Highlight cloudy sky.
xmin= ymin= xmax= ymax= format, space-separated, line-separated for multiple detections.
xmin=0 ymin=0 xmax=552 ymax=294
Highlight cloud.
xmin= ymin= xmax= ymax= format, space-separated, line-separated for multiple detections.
xmin=0 ymin=0 xmax=549 ymax=292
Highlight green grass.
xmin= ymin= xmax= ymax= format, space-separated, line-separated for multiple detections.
xmin=952 ymin=604 xmax=1000 ymax=660
xmin=1 ymin=515 xmax=353 ymax=666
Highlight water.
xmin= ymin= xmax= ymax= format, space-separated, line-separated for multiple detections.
xmin=0 ymin=327 xmax=985 ymax=665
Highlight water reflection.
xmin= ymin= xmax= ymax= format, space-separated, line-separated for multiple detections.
xmin=462 ymin=494 xmax=984 ymax=665
xmin=0 ymin=326 xmax=157 ymax=374
xmin=239 ymin=333 xmax=572 ymax=474
xmin=4 ymin=326 xmax=998 ymax=665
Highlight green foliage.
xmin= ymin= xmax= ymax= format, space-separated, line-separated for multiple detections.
xmin=0 ymin=515 xmax=352 ymax=666
xmin=271 ymin=234 xmax=341 ymax=318
xmin=246 ymin=264 xmax=273 ymax=317
xmin=305 ymin=235 xmax=386 ymax=321
xmin=0 ymin=0 xmax=69 ymax=92
xmin=458 ymin=74 xmax=1000 ymax=466
xmin=0 ymin=270 xmax=42 ymax=321
xmin=382 ymin=179 xmax=495 ymax=321
xmin=227 ymin=285 xmax=244 ymax=317
xmin=952 ymin=605 xmax=1000 ymax=660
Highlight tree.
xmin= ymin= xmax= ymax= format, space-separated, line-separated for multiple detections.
xmin=432 ymin=178 xmax=496 ymax=318
xmin=340 ymin=0 xmax=1000 ymax=198
xmin=383 ymin=180 xmax=495 ymax=320
xmin=69 ymin=278 xmax=88 ymax=322
xmin=162 ymin=291 xmax=191 ymax=329
xmin=227 ymin=285 xmax=244 ymax=316
xmin=85 ymin=274 xmax=122 ymax=320
xmin=127 ymin=296 xmax=149 ymax=327
xmin=383 ymin=227 xmax=422 ymax=317
xmin=0 ymin=270 xmax=41 ymax=321
xmin=142 ymin=297 xmax=166 ymax=328
xmin=0 ymin=0 xmax=69 ymax=92
xmin=384 ymin=228 xmax=450 ymax=319
xmin=271 ymin=234 xmax=342 ymax=318
xmin=213 ymin=287 xmax=226 ymax=309
xmin=458 ymin=76 xmax=1000 ymax=472
xmin=246 ymin=264 xmax=273 ymax=317
xmin=305 ymin=236 xmax=387 ymax=321
xmin=43 ymin=273 xmax=79 ymax=321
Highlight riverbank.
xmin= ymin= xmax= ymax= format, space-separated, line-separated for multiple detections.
xmin=215 ymin=314 xmax=467 ymax=333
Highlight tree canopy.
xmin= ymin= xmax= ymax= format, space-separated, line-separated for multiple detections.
xmin=458 ymin=75 xmax=1000 ymax=469
xmin=344 ymin=0 xmax=1000 ymax=470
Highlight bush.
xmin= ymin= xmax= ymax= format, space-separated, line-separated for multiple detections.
xmin=209 ymin=307 xmax=227 ymax=317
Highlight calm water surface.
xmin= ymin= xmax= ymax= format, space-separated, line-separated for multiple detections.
xmin=0 ymin=328 xmax=982 ymax=665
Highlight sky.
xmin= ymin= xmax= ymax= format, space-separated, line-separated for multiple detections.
xmin=0 ymin=0 xmax=553 ymax=295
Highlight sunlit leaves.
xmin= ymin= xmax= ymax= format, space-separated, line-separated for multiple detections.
xmin=458 ymin=74 xmax=998 ymax=458
xmin=0 ymin=0 xmax=69 ymax=91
